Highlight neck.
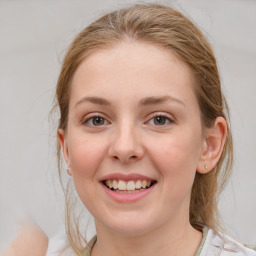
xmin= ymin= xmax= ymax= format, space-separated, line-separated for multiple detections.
xmin=91 ymin=220 xmax=203 ymax=256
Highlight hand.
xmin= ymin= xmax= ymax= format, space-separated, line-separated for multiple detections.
xmin=1 ymin=222 xmax=48 ymax=256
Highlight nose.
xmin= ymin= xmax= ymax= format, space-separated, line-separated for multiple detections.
xmin=108 ymin=122 xmax=144 ymax=164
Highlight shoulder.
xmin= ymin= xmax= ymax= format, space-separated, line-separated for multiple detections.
xmin=200 ymin=228 xmax=256 ymax=256
xmin=2 ymin=222 xmax=48 ymax=256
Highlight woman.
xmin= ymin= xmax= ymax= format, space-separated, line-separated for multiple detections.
xmin=49 ymin=3 xmax=256 ymax=255
xmin=5 ymin=3 xmax=255 ymax=256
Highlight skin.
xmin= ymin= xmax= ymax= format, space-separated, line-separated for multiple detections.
xmin=1 ymin=222 xmax=48 ymax=256
xmin=58 ymin=41 xmax=227 ymax=256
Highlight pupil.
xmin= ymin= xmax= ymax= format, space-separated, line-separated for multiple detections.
xmin=93 ymin=117 xmax=104 ymax=125
xmin=154 ymin=116 xmax=165 ymax=125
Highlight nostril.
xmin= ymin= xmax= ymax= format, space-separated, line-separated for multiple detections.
xmin=112 ymin=155 xmax=136 ymax=160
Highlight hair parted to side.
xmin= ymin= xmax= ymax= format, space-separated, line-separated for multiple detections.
xmin=55 ymin=3 xmax=233 ymax=254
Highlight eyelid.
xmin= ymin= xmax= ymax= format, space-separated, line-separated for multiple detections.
xmin=81 ymin=111 xmax=175 ymax=126
xmin=81 ymin=112 xmax=110 ymax=126
xmin=146 ymin=112 xmax=175 ymax=125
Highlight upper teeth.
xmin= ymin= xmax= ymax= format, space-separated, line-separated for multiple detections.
xmin=105 ymin=180 xmax=152 ymax=191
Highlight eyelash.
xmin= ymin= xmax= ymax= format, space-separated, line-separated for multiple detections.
xmin=147 ymin=113 xmax=174 ymax=126
xmin=82 ymin=114 xmax=109 ymax=127
xmin=82 ymin=113 xmax=174 ymax=128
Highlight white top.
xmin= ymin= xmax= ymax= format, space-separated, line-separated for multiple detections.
xmin=200 ymin=229 xmax=256 ymax=256
xmin=46 ymin=228 xmax=256 ymax=256
xmin=46 ymin=231 xmax=68 ymax=256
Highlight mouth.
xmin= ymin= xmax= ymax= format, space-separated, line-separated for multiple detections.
xmin=102 ymin=179 xmax=157 ymax=194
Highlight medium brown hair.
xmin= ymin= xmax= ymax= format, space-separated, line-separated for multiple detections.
xmin=55 ymin=3 xmax=233 ymax=254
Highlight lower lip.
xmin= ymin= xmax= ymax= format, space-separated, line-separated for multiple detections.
xmin=101 ymin=183 xmax=156 ymax=202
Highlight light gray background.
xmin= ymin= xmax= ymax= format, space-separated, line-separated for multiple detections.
xmin=0 ymin=0 xmax=256 ymax=249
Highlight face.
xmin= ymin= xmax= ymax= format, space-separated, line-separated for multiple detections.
xmin=59 ymin=41 xmax=207 ymax=237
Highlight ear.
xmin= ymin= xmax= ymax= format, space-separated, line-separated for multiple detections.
xmin=57 ymin=129 xmax=72 ymax=176
xmin=197 ymin=117 xmax=227 ymax=174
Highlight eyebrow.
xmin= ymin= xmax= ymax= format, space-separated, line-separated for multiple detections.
xmin=75 ymin=95 xmax=185 ymax=108
xmin=139 ymin=96 xmax=185 ymax=107
xmin=75 ymin=96 xmax=111 ymax=107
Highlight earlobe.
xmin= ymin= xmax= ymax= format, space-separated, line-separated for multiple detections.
xmin=197 ymin=117 xmax=227 ymax=174
xmin=57 ymin=129 xmax=70 ymax=169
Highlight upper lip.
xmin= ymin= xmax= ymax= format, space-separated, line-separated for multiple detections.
xmin=100 ymin=173 xmax=156 ymax=182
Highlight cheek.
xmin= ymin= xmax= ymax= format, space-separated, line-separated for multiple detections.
xmin=147 ymin=132 xmax=202 ymax=187
xmin=68 ymin=134 xmax=107 ymax=179
xmin=67 ymin=134 xmax=109 ymax=206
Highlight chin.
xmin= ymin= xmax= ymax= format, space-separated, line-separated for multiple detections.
xmin=102 ymin=216 xmax=157 ymax=237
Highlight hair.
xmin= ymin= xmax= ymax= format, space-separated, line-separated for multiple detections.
xmin=55 ymin=3 xmax=233 ymax=254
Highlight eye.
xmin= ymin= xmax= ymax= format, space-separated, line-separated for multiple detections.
xmin=83 ymin=115 xmax=108 ymax=127
xmin=91 ymin=116 xmax=106 ymax=126
xmin=148 ymin=114 xmax=173 ymax=126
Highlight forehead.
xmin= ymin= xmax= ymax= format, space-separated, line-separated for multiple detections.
xmin=70 ymin=41 xmax=198 ymax=109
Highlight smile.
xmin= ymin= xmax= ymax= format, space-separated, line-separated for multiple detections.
xmin=100 ymin=173 xmax=157 ymax=201
xmin=103 ymin=180 xmax=156 ymax=193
